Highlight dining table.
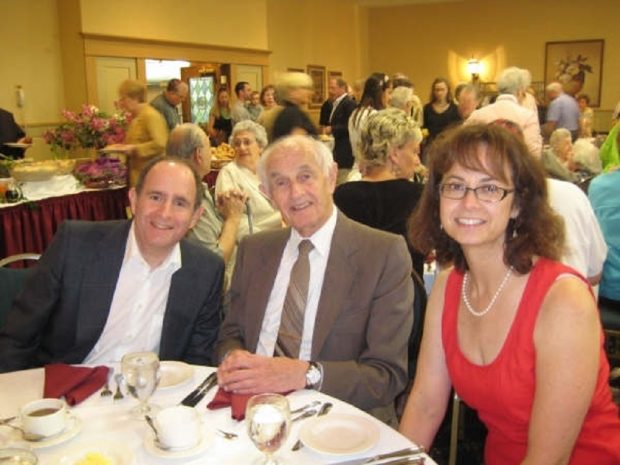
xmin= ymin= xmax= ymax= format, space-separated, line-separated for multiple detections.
xmin=0 ymin=364 xmax=436 ymax=465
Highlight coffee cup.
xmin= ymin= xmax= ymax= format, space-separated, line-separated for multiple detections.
xmin=154 ymin=406 xmax=200 ymax=450
xmin=20 ymin=399 xmax=68 ymax=438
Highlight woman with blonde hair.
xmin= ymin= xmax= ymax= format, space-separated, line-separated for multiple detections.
xmin=271 ymin=72 xmax=317 ymax=140
xmin=105 ymin=79 xmax=168 ymax=186
xmin=207 ymin=87 xmax=233 ymax=146
xmin=334 ymin=107 xmax=425 ymax=277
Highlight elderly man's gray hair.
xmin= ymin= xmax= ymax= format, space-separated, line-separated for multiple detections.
xmin=258 ymin=135 xmax=335 ymax=195
xmin=549 ymin=127 xmax=572 ymax=149
xmin=390 ymin=86 xmax=414 ymax=111
xmin=165 ymin=123 xmax=207 ymax=159
xmin=546 ymin=82 xmax=563 ymax=93
xmin=497 ymin=67 xmax=531 ymax=96
xmin=230 ymin=120 xmax=268 ymax=149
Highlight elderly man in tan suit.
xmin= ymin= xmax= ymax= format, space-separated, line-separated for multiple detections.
xmin=216 ymin=135 xmax=413 ymax=424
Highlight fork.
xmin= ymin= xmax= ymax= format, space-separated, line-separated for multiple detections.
xmin=100 ymin=367 xmax=114 ymax=397
xmin=113 ymin=373 xmax=124 ymax=400
xmin=217 ymin=429 xmax=238 ymax=440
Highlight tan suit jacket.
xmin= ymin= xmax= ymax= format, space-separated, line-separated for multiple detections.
xmin=217 ymin=212 xmax=413 ymax=416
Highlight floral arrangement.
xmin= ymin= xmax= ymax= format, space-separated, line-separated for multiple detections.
xmin=43 ymin=104 xmax=130 ymax=155
xmin=73 ymin=157 xmax=127 ymax=188
xmin=554 ymin=54 xmax=592 ymax=85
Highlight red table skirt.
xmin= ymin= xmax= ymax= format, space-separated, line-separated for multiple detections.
xmin=0 ymin=188 xmax=129 ymax=259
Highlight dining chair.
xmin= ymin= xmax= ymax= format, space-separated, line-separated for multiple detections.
xmin=0 ymin=253 xmax=40 ymax=328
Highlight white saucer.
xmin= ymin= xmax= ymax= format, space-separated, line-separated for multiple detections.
xmin=158 ymin=361 xmax=194 ymax=390
xmin=144 ymin=429 xmax=211 ymax=459
xmin=57 ymin=440 xmax=134 ymax=465
xmin=27 ymin=415 xmax=82 ymax=449
xmin=299 ymin=413 xmax=379 ymax=456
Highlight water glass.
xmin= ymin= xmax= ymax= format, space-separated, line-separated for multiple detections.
xmin=121 ymin=351 xmax=160 ymax=417
xmin=246 ymin=393 xmax=291 ymax=465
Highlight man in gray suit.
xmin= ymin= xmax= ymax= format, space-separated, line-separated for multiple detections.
xmin=217 ymin=135 xmax=413 ymax=423
xmin=0 ymin=157 xmax=224 ymax=373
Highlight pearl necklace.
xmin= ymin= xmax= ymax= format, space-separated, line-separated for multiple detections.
xmin=462 ymin=266 xmax=514 ymax=317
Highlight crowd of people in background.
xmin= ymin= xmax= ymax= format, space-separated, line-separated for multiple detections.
xmin=2 ymin=65 xmax=620 ymax=465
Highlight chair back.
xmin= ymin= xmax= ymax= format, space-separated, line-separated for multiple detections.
xmin=0 ymin=253 xmax=40 ymax=328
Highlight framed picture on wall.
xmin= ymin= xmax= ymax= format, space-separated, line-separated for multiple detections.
xmin=307 ymin=64 xmax=326 ymax=109
xmin=328 ymin=70 xmax=342 ymax=81
xmin=544 ymin=39 xmax=604 ymax=107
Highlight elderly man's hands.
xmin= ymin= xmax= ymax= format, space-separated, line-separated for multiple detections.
xmin=217 ymin=350 xmax=308 ymax=394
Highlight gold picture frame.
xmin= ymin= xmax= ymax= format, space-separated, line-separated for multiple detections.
xmin=307 ymin=65 xmax=326 ymax=109
xmin=544 ymin=39 xmax=604 ymax=107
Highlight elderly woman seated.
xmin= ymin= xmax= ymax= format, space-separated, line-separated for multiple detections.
xmin=543 ymin=128 xmax=602 ymax=182
xmin=215 ymin=120 xmax=282 ymax=240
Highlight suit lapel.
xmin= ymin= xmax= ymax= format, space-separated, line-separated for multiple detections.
xmin=312 ymin=213 xmax=358 ymax=358
xmin=74 ymin=223 xmax=129 ymax=354
xmin=245 ymin=230 xmax=290 ymax=351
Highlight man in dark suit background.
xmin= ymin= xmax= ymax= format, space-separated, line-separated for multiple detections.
xmin=323 ymin=77 xmax=357 ymax=184
xmin=0 ymin=157 xmax=224 ymax=373
xmin=0 ymin=107 xmax=31 ymax=159
xmin=217 ymin=135 xmax=413 ymax=424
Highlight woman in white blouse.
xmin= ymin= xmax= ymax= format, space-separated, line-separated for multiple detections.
xmin=215 ymin=120 xmax=282 ymax=240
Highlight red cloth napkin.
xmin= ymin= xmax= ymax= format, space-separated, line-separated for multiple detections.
xmin=44 ymin=364 xmax=110 ymax=406
xmin=207 ymin=388 xmax=294 ymax=421
xmin=207 ymin=388 xmax=253 ymax=420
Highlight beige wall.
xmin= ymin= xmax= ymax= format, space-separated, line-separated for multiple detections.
xmin=80 ymin=0 xmax=269 ymax=50
xmin=368 ymin=0 xmax=620 ymax=124
xmin=266 ymin=0 xmax=366 ymax=87
xmin=1 ymin=0 xmax=65 ymax=125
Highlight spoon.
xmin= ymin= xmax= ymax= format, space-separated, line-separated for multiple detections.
xmin=144 ymin=415 xmax=170 ymax=451
xmin=290 ymin=400 xmax=321 ymax=415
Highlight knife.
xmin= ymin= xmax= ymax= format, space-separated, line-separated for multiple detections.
xmin=179 ymin=372 xmax=217 ymax=407
xmin=325 ymin=446 xmax=425 ymax=465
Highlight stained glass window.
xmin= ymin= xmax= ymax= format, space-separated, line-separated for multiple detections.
xmin=189 ymin=76 xmax=214 ymax=124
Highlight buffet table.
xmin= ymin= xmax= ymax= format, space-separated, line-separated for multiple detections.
xmin=0 ymin=365 xmax=434 ymax=465
xmin=0 ymin=178 xmax=128 ymax=259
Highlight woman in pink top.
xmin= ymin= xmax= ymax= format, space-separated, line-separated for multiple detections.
xmin=399 ymin=123 xmax=620 ymax=465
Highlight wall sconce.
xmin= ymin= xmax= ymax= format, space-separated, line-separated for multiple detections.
xmin=467 ymin=58 xmax=481 ymax=83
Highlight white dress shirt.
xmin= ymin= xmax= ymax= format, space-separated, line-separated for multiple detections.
xmin=329 ymin=93 xmax=347 ymax=123
xmin=256 ymin=207 xmax=338 ymax=360
xmin=83 ymin=224 xmax=181 ymax=364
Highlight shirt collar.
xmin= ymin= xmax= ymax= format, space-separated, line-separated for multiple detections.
xmin=289 ymin=206 xmax=338 ymax=258
xmin=497 ymin=94 xmax=518 ymax=104
xmin=125 ymin=222 xmax=182 ymax=271
xmin=333 ymin=93 xmax=347 ymax=107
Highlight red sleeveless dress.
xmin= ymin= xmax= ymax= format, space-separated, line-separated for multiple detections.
xmin=442 ymin=258 xmax=620 ymax=465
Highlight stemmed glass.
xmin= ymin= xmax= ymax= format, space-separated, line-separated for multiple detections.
xmin=120 ymin=351 xmax=160 ymax=418
xmin=246 ymin=393 xmax=291 ymax=465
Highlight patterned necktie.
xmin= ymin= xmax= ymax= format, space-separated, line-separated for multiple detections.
xmin=275 ymin=239 xmax=314 ymax=358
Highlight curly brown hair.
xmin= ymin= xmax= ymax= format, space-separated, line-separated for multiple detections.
xmin=408 ymin=123 xmax=565 ymax=273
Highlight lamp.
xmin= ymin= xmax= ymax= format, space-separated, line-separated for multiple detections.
xmin=467 ymin=58 xmax=481 ymax=83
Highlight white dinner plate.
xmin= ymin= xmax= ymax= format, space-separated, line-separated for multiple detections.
xmin=299 ymin=413 xmax=380 ymax=456
xmin=27 ymin=415 xmax=82 ymax=449
xmin=56 ymin=440 xmax=134 ymax=465
xmin=144 ymin=428 xmax=211 ymax=459
xmin=3 ymin=142 xmax=31 ymax=149
xmin=158 ymin=361 xmax=194 ymax=390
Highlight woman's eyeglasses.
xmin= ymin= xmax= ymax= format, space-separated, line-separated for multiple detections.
xmin=439 ymin=183 xmax=515 ymax=203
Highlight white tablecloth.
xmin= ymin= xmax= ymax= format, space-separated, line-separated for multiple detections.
xmin=0 ymin=365 xmax=435 ymax=465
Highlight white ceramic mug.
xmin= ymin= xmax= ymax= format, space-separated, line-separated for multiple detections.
xmin=154 ymin=406 xmax=200 ymax=450
xmin=20 ymin=398 xmax=68 ymax=438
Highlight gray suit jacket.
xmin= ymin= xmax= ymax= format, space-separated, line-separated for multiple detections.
xmin=217 ymin=212 xmax=413 ymax=413
xmin=0 ymin=220 xmax=224 ymax=373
